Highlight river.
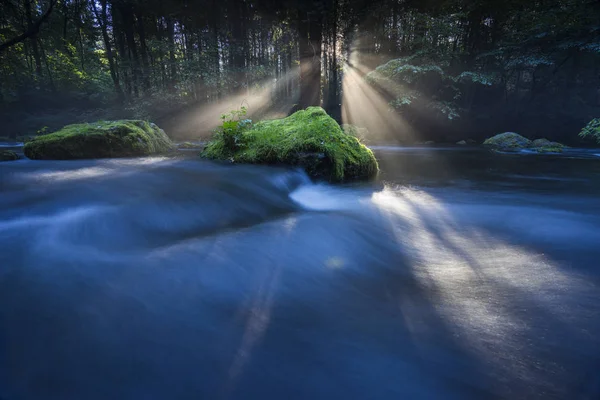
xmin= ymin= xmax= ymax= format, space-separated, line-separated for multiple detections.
xmin=1 ymin=146 xmax=600 ymax=399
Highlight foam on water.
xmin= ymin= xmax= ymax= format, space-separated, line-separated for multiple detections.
xmin=289 ymin=184 xmax=365 ymax=211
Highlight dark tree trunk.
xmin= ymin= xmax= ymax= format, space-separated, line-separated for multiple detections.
xmin=297 ymin=11 xmax=322 ymax=110
xmin=112 ymin=4 xmax=131 ymax=97
xmin=92 ymin=0 xmax=123 ymax=100
xmin=136 ymin=9 xmax=151 ymax=91
xmin=166 ymin=16 xmax=177 ymax=92
xmin=209 ymin=5 xmax=220 ymax=101
xmin=23 ymin=0 xmax=43 ymax=80
xmin=329 ymin=47 xmax=340 ymax=121
xmin=325 ymin=0 xmax=341 ymax=121
xmin=121 ymin=5 xmax=141 ymax=97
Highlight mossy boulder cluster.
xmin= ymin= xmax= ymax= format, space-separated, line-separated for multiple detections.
xmin=177 ymin=141 xmax=204 ymax=150
xmin=24 ymin=120 xmax=173 ymax=160
xmin=0 ymin=150 xmax=19 ymax=161
xmin=202 ymin=107 xmax=378 ymax=182
xmin=483 ymin=132 xmax=566 ymax=153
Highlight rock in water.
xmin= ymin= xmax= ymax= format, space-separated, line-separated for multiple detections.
xmin=483 ymin=132 xmax=532 ymax=150
xmin=0 ymin=150 xmax=19 ymax=161
xmin=24 ymin=120 xmax=173 ymax=160
xmin=202 ymin=107 xmax=378 ymax=182
xmin=531 ymin=138 xmax=566 ymax=153
xmin=177 ymin=142 xmax=204 ymax=150
xmin=483 ymin=133 xmax=567 ymax=153
xmin=456 ymin=140 xmax=467 ymax=145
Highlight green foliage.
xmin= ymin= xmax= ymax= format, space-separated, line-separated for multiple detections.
xmin=367 ymin=58 xmax=478 ymax=121
xmin=202 ymin=107 xmax=378 ymax=182
xmin=454 ymin=72 xmax=497 ymax=86
xmin=0 ymin=150 xmax=19 ymax=161
xmin=579 ymin=118 xmax=600 ymax=144
xmin=24 ymin=120 xmax=173 ymax=160
xmin=218 ymin=106 xmax=252 ymax=151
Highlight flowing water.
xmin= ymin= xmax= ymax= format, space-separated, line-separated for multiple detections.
xmin=1 ymin=146 xmax=600 ymax=399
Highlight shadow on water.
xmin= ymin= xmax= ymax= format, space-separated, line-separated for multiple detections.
xmin=1 ymin=149 xmax=600 ymax=399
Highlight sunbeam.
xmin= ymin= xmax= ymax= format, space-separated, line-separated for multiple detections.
xmin=341 ymin=46 xmax=419 ymax=144
xmin=165 ymin=68 xmax=300 ymax=140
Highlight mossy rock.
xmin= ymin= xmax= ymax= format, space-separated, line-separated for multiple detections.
xmin=24 ymin=120 xmax=173 ymax=160
xmin=0 ymin=150 xmax=19 ymax=161
xmin=483 ymin=132 xmax=532 ymax=150
xmin=202 ymin=107 xmax=379 ymax=182
xmin=531 ymin=138 xmax=566 ymax=153
xmin=579 ymin=118 xmax=600 ymax=144
xmin=177 ymin=141 xmax=204 ymax=150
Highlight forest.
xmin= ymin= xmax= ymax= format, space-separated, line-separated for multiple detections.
xmin=4 ymin=2 xmax=600 ymax=399
xmin=1 ymin=0 xmax=599 ymax=143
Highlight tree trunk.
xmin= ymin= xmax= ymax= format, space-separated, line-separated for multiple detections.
xmin=166 ymin=16 xmax=177 ymax=92
xmin=23 ymin=0 xmax=43 ymax=80
xmin=115 ymin=18 xmax=131 ymax=96
xmin=92 ymin=0 xmax=123 ymax=100
xmin=120 ymin=5 xmax=141 ymax=97
xmin=325 ymin=0 xmax=340 ymax=121
xmin=136 ymin=9 xmax=151 ymax=91
xmin=297 ymin=11 xmax=322 ymax=110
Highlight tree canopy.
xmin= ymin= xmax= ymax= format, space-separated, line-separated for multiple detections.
xmin=1 ymin=0 xmax=599 ymax=142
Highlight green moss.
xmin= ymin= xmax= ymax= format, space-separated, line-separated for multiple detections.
xmin=202 ymin=107 xmax=379 ymax=182
xmin=579 ymin=118 xmax=600 ymax=144
xmin=0 ymin=150 xmax=19 ymax=161
xmin=531 ymin=138 xmax=565 ymax=153
xmin=483 ymin=132 xmax=532 ymax=149
xmin=24 ymin=120 xmax=173 ymax=160
xmin=535 ymin=146 xmax=563 ymax=153
xmin=484 ymin=134 xmax=567 ymax=153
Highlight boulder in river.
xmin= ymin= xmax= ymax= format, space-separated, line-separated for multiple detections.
xmin=456 ymin=140 xmax=467 ymax=145
xmin=202 ymin=107 xmax=379 ymax=182
xmin=24 ymin=120 xmax=173 ymax=160
xmin=483 ymin=132 xmax=532 ymax=150
xmin=177 ymin=141 xmax=204 ymax=150
xmin=483 ymin=132 xmax=567 ymax=153
xmin=531 ymin=138 xmax=566 ymax=153
xmin=0 ymin=150 xmax=19 ymax=161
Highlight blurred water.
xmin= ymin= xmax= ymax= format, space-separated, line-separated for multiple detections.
xmin=1 ymin=147 xmax=600 ymax=399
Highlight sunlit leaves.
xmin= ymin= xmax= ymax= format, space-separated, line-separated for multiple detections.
xmin=579 ymin=118 xmax=600 ymax=143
